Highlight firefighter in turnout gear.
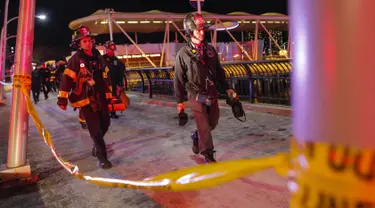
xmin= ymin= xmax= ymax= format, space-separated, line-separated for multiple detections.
xmin=31 ymin=67 xmax=42 ymax=104
xmin=57 ymin=25 xmax=113 ymax=169
xmin=49 ymin=64 xmax=57 ymax=92
xmin=40 ymin=63 xmax=51 ymax=99
xmin=103 ymin=40 xmax=126 ymax=119
xmin=173 ymin=12 xmax=238 ymax=163
xmin=55 ymin=58 xmax=67 ymax=89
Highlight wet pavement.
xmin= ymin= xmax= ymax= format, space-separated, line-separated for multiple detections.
xmin=0 ymin=91 xmax=291 ymax=208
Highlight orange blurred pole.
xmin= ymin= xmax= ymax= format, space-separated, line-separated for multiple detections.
xmin=291 ymin=0 xmax=375 ymax=205
xmin=7 ymin=0 xmax=35 ymax=168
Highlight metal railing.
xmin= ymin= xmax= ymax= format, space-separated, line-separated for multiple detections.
xmin=124 ymin=59 xmax=292 ymax=105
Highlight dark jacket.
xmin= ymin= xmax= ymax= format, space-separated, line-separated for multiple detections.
xmin=31 ymin=70 xmax=41 ymax=89
xmin=39 ymin=67 xmax=50 ymax=83
xmin=173 ymin=41 xmax=229 ymax=103
xmin=103 ymin=54 xmax=126 ymax=85
xmin=57 ymin=49 xmax=112 ymax=108
xmin=55 ymin=64 xmax=66 ymax=83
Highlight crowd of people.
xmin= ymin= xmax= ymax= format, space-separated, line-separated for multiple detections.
xmin=31 ymin=60 xmax=66 ymax=104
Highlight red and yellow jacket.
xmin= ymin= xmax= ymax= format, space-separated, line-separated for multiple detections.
xmin=57 ymin=49 xmax=113 ymax=108
xmin=49 ymin=69 xmax=56 ymax=82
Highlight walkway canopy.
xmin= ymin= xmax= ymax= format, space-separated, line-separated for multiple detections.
xmin=69 ymin=10 xmax=289 ymax=35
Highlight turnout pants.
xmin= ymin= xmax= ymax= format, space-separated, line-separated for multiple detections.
xmin=81 ymin=104 xmax=110 ymax=162
xmin=188 ymin=92 xmax=220 ymax=154
xmin=111 ymin=81 xmax=118 ymax=97
xmin=42 ymin=80 xmax=51 ymax=98
xmin=78 ymin=108 xmax=86 ymax=124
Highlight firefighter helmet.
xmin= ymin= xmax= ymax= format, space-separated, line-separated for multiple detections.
xmin=183 ymin=12 xmax=207 ymax=34
xmin=104 ymin=40 xmax=117 ymax=51
xmin=73 ymin=25 xmax=95 ymax=42
xmin=70 ymin=25 xmax=96 ymax=49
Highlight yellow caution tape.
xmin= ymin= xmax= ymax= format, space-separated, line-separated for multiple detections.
xmin=289 ymin=140 xmax=375 ymax=207
xmin=14 ymin=74 xmax=375 ymax=206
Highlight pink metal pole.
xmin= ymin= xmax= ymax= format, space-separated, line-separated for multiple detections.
xmin=7 ymin=0 xmax=36 ymax=168
xmin=291 ymin=0 xmax=375 ymax=147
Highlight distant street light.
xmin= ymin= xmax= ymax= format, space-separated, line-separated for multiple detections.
xmin=6 ymin=14 xmax=47 ymax=26
xmin=36 ymin=14 xmax=47 ymax=20
xmin=0 ymin=7 xmax=47 ymax=104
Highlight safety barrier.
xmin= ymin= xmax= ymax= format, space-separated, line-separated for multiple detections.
xmin=125 ymin=67 xmax=174 ymax=98
xmin=125 ymin=60 xmax=292 ymax=105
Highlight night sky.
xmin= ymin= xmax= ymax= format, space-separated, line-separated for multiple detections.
xmin=1 ymin=0 xmax=287 ymax=61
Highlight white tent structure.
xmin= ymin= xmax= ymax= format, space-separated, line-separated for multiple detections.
xmin=69 ymin=9 xmax=290 ymax=68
